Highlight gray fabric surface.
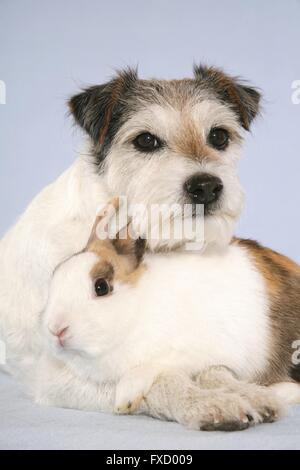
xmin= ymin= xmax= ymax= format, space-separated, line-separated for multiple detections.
xmin=0 ymin=372 xmax=299 ymax=450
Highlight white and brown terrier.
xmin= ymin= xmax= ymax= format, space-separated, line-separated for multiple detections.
xmin=0 ymin=65 xmax=299 ymax=431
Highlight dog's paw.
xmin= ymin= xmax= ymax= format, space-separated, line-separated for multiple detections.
xmin=177 ymin=386 xmax=284 ymax=431
xmin=234 ymin=383 xmax=285 ymax=424
xmin=193 ymin=366 xmax=286 ymax=426
xmin=114 ymin=367 xmax=156 ymax=414
xmin=179 ymin=389 xmax=255 ymax=431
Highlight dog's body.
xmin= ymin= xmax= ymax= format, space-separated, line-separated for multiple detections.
xmin=0 ymin=65 xmax=300 ymax=431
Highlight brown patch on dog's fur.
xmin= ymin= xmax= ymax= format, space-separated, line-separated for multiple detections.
xmin=267 ymin=249 xmax=300 ymax=277
xmin=173 ymin=115 xmax=219 ymax=162
xmin=233 ymin=238 xmax=300 ymax=384
xmin=194 ymin=65 xmax=261 ymax=130
xmin=98 ymin=77 xmax=126 ymax=146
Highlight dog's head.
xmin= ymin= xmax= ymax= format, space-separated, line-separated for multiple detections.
xmin=69 ymin=65 xmax=261 ymax=251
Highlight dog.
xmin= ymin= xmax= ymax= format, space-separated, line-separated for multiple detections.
xmin=0 ymin=64 xmax=256 ymax=375
xmin=0 ymin=65 xmax=299 ymax=431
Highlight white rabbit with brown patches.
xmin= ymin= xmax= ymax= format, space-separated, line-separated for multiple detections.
xmin=31 ymin=199 xmax=300 ymax=432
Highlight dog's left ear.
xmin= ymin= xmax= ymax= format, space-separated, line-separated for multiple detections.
xmin=194 ymin=64 xmax=261 ymax=130
xmin=68 ymin=67 xmax=138 ymax=146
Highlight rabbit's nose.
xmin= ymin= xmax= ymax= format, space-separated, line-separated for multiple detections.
xmin=49 ymin=325 xmax=70 ymax=347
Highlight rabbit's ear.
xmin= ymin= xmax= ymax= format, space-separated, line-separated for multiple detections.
xmin=113 ymin=225 xmax=146 ymax=268
xmin=86 ymin=198 xmax=120 ymax=250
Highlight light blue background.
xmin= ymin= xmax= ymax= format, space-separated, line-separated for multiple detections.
xmin=0 ymin=0 xmax=299 ymax=261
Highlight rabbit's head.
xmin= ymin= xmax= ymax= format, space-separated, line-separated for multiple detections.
xmin=43 ymin=198 xmax=146 ymax=363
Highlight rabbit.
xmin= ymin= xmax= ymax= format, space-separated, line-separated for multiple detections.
xmin=31 ymin=198 xmax=300 ymax=431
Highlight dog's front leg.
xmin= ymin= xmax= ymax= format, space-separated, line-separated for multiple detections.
xmin=135 ymin=368 xmax=286 ymax=431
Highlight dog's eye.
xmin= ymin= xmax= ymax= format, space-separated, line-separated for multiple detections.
xmin=133 ymin=132 xmax=162 ymax=152
xmin=94 ymin=278 xmax=111 ymax=297
xmin=208 ymin=128 xmax=229 ymax=150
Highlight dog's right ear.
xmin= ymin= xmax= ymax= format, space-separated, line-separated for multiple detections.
xmin=68 ymin=68 xmax=138 ymax=145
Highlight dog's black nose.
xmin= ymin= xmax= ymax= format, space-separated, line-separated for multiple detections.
xmin=185 ymin=173 xmax=223 ymax=205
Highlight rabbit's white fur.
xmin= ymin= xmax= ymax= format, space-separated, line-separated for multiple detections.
xmin=44 ymin=248 xmax=269 ymax=384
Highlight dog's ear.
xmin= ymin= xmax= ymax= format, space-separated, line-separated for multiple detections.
xmin=69 ymin=68 xmax=138 ymax=144
xmin=194 ymin=64 xmax=261 ymax=130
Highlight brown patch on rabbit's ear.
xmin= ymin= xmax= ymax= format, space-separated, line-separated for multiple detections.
xmin=86 ymin=198 xmax=120 ymax=253
xmin=113 ymin=225 xmax=146 ymax=269
xmin=86 ymin=200 xmax=146 ymax=285
xmin=89 ymin=242 xmax=146 ymax=286
xmin=105 ymin=226 xmax=147 ymax=284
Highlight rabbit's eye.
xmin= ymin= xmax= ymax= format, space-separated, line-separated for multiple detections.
xmin=94 ymin=278 xmax=110 ymax=297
